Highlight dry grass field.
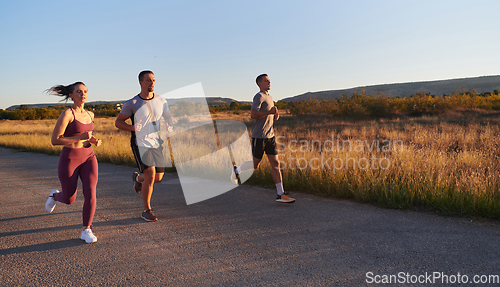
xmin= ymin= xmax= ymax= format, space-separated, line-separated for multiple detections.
xmin=0 ymin=118 xmax=135 ymax=165
xmin=270 ymin=111 xmax=500 ymax=219
xmin=1 ymin=109 xmax=500 ymax=219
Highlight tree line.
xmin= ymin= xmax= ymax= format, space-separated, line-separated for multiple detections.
xmin=286 ymin=89 xmax=500 ymax=118
xmin=2 ymin=89 xmax=500 ymax=120
xmin=0 ymin=101 xmax=254 ymax=120
xmin=0 ymin=103 xmax=123 ymax=120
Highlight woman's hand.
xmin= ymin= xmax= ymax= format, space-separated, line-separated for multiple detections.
xmin=90 ymin=136 xmax=102 ymax=147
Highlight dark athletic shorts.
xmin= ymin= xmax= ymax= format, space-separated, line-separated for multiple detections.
xmin=252 ymin=137 xmax=278 ymax=160
xmin=131 ymin=137 xmax=166 ymax=174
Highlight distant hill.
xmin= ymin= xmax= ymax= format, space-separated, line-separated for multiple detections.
xmin=282 ymin=75 xmax=500 ymax=102
xmin=6 ymin=97 xmax=248 ymax=110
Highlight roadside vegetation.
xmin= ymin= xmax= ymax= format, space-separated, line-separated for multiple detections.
xmin=1 ymin=90 xmax=500 ymax=220
xmin=286 ymin=88 xmax=500 ymax=118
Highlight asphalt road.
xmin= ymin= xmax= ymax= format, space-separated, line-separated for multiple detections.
xmin=1 ymin=146 xmax=499 ymax=286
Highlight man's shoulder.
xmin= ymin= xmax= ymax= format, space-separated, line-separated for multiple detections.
xmin=126 ymin=94 xmax=140 ymax=102
xmin=252 ymin=92 xmax=263 ymax=108
xmin=154 ymin=94 xmax=168 ymax=104
xmin=123 ymin=95 xmax=141 ymax=106
xmin=119 ymin=95 xmax=141 ymax=116
xmin=256 ymin=92 xmax=274 ymax=101
xmin=253 ymin=91 xmax=268 ymax=101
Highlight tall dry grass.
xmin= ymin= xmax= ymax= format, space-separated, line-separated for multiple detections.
xmin=0 ymin=118 xmax=135 ymax=165
xmin=247 ymin=111 xmax=500 ymax=219
xmin=1 ymin=110 xmax=500 ymax=219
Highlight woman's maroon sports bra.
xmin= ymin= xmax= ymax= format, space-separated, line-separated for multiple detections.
xmin=63 ymin=109 xmax=94 ymax=137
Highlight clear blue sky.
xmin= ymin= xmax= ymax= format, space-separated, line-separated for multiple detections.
xmin=1 ymin=0 xmax=499 ymax=109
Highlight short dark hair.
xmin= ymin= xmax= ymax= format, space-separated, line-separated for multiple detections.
xmin=256 ymin=74 xmax=268 ymax=84
xmin=138 ymin=70 xmax=154 ymax=82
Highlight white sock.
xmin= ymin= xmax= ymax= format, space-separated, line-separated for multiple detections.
xmin=276 ymin=183 xmax=284 ymax=195
xmin=136 ymin=174 xmax=141 ymax=182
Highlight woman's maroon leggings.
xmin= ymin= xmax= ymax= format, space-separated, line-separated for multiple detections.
xmin=54 ymin=146 xmax=98 ymax=227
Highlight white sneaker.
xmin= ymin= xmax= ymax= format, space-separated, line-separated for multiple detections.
xmin=230 ymin=165 xmax=240 ymax=185
xmin=45 ymin=189 xmax=60 ymax=213
xmin=80 ymin=228 xmax=98 ymax=244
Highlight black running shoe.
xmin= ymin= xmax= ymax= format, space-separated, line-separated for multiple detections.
xmin=132 ymin=172 xmax=142 ymax=193
xmin=231 ymin=165 xmax=241 ymax=185
xmin=141 ymin=209 xmax=157 ymax=222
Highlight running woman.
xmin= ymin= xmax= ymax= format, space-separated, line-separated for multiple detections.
xmin=231 ymin=74 xmax=295 ymax=203
xmin=45 ymin=82 xmax=102 ymax=244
